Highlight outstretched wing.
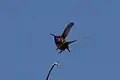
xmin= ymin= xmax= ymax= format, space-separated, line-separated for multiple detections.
xmin=66 ymin=40 xmax=77 ymax=45
xmin=61 ymin=22 xmax=74 ymax=39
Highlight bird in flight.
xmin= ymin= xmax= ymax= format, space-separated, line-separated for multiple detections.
xmin=50 ymin=22 xmax=77 ymax=53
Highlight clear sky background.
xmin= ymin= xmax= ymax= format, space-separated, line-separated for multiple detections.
xmin=0 ymin=0 xmax=120 ymax=80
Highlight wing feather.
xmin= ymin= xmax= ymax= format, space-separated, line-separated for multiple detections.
xmin=61 ymin=22 xmax=74 ymax=39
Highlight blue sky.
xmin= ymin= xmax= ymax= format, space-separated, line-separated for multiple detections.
xmin=0 ymin=0 xmax=120 ymax=80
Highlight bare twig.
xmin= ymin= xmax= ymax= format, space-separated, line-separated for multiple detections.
xmin=46 ymin=62 xmax=60 ymax=80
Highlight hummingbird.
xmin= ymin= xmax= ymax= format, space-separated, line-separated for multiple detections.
xmin=50 ymin=22 xmax=77 ymax=53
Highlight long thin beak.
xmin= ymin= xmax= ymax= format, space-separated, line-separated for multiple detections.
xmin=50 ymin=34 xmax=56 ymax=37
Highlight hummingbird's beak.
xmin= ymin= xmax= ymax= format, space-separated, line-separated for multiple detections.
xmin=50 ymin=34 xmax=56 ymax=37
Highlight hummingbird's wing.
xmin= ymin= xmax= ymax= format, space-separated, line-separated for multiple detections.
xmin=67 ymin=40 xmax=77 ymax=45
xmin=61 ymin=22 xmax=74 ymax=39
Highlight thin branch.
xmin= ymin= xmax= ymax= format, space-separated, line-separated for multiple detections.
xmin=46 ymin=62 xmax=60 ymax=80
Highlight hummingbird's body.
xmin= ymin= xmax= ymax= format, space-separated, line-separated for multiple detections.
xmin=50 ymin=22 xmax=77 ymax=53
